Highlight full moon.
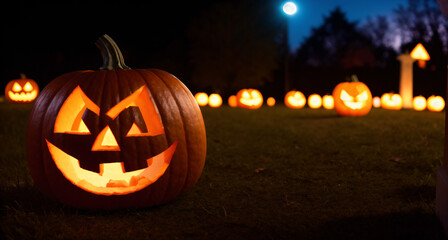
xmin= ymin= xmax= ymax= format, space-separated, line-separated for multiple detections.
xmin=283 ymin=2 xmax=298 ymax=15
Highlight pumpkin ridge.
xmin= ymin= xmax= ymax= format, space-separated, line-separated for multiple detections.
xmin=134 ymin=69 xmax=174 ymax=203
xmin=151 ymin=69 xmax=196 ymax=195
xmin=153 ymin=69 xmax=206 ymax=192
xmin=140 ymin=69 xmax=190 ymax=200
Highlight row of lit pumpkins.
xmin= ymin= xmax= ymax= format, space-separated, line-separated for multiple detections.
xmin=195 ymin=84 xmax=445 ymax=116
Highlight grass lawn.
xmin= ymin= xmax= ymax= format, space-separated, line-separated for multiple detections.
xmin=0 ymin=101 xmax=445 ymax=239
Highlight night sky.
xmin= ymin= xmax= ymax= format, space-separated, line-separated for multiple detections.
xmin=287 ymin=0 xmax=407 ymax=51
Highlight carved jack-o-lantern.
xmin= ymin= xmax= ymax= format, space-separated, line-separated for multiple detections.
xmin=427 ymin=95 xmax=445 ymax=112
xmin=236 ymin=89 xmax=263 ymax=109
xmin=381 ymin=93 xmax=403 ymax=110
xmin=308 ymin=94 xmax=322 ymax=109
xmin=332 ymin=78 xmax=372 ymax=116
xmin=284 ymin=91 xmax=306 ymax=109
xmin=194 ymin=92 xmax=208 ymax=107
xmin=5 ymin=74 xmax=39 ymax=103
xmin=322 ymin=95 xmax=334 ymax=110
xmin=26 ymin=35 xmax=206 ymax=210
xmin=413 ymin=96 xmax=427 ymax=111
xmin=208 ymin=93 xmax=222 ymax=108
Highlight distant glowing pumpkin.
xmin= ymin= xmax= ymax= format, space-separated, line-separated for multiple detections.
xmin=228 ymin=95 xmax=237 ymax=107
xmin=427 ymin=95 xmax=445 ymax=112
xmin=381 ymin=93 xmax=402 ymax=110
xmin=322 ymin=95 xmax=334 ymax=110
xmin=413 ymin=96 xmax=426 ymax=111
xmin=267 ymin=97 xmax=276 ymax=107
xmin=236 ymin=89 xmax=263 ymax=109
xmin=194 ymin=92 xmax=208 ymax=107
xmin=308 ymin=94 xmax=322 ymax=109
xmin=332 ymin=81 xmax=372 ymax=116
xmin=284 ymin=91 xmax=306 ymax=109
xmin=372 ymin=96 xmax=381 ymax=108
xmin=5 ymin=73 xmax=39 ymax=103
xmin=208 ymin=93 xmax=222 ymax=108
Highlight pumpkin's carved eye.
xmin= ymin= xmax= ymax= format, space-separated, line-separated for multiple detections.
xmin=356 ymin=91 xmax=368 ymax=102
xmin=105 ymin=86 xmax=164 ymax=136
xmin=340 ymin=90 xmax=354 ymax=102
xmin=23 ymin=82 xmax=34 ymax=92
xmin=12 ymin=82 xmax=22 ymax=92
xmin=54 ymin=86 xmax=99 ymax=135
xmin=242 ymin=91 xmax=251 ymax=98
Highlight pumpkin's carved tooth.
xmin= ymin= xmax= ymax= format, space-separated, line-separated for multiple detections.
xmin=106 ymin=179 xmax=129 ymax=188
xmin=343 ymin=101 xmax=363 ymax=110
xmin=129 ymin=176 xmax=145 ymax=186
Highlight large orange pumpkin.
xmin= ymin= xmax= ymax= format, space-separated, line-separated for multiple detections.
xmin=332 ymin=79 xmax=372 ymax=116
xmin=5 ymin=74 xmax=39 ymax=103
xmin=26 ymin=35 xmax=207 ymax=210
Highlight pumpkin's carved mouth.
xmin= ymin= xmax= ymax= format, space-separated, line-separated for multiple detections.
xmin=343 ymin=101 xmax=364 ymax=110
xmin=287 ymin=95 xmax=306 ymax=106
xmin=8 ymin=90 xmax=38 ymax=102
xmin=46 ymin=139 xmax=177 ymax=195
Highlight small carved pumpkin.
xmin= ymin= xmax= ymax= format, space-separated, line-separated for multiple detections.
xmin=413 ymin=96 xmax=427 ymax=111
xmin=332 ymin=78 xmax=372 ymax=116
xmin=308 ymin=94 xmax=322 ymax=109
xmin=322 ymin=95 xmax=334 ymax=110
xmin=284 ymin=91 xmax=306 ymax=109
xmin=26 ymin=35 xmax=206 ymax=210
xmin=5 ymin=74 xmax=39 ymax=103
xmin=427 ymin=95 xmax=445 ymax=112
xmin=208 ymin=93 xmax=222 ymax=108
xmin=236 ymin=89 xmax=263 ymax=109
xmin=381 ymin=93 xmax=403 ymax=110
xmin=194 ymin=92 xmax=208 ymax=107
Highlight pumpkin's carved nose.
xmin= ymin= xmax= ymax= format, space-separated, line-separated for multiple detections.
xmin=92 ymin=126 xmax=120 ymax=151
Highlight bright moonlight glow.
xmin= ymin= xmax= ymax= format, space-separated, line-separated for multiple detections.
xmin=283 ymin=2 xmax=297 ymax=15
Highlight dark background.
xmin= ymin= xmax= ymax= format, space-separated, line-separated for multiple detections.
xmin=1 ymin=0 xmax=447 ymax=101
xmin=1 ymin=1 xmax=217 ymax=91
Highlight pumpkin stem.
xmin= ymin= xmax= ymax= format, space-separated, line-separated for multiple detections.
xmin=20 ymin=73 xmax=27 ymax=79
xmin=95 ymin=34 xmax=131 ymax=70
xmin=351 ymin=74 xmax=359 ymax=82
